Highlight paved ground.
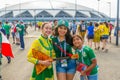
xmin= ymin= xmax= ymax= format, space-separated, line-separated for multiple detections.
xmin=1 ymin=27 xmax=120 ymax=80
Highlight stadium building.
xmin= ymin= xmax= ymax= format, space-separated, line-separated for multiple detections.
xmin=0 ymin=0 xmax=115 ymax=22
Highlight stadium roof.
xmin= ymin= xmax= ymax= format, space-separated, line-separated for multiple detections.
xmin=0 ymin=0 xmax=112 ymax=21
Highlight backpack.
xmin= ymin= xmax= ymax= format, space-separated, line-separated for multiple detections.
xmin=80 ymin=24 xmax=86 ymax=32
xmin=13 ymin=26 xmax=17 ymax=33
xmin=109 ymin=24 xmax=113 ymax=31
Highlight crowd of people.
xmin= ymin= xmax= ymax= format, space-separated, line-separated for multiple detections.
xmin=0 ymin=19 xmax=119 ymax=80
xmin=0 ymin=20 xmax=27 ymax=80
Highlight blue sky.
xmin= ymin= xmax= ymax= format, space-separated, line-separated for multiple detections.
xmin=0 ymin=0 xmax=119 ymax=18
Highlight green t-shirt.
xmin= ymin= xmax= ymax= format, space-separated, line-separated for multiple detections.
xmin=16 ymin=23 xmax=20 ymax=27
xmin=18 ymin=24 xmax=25 ymax=35
xmin=3 ymin=24 xmax=11 ymax=35
xmin=52 ymin=37 xmax=73 ymax=58
xmin=77 ymin=46 xmax=98 ymax=75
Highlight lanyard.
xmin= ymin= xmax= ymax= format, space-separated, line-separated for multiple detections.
xmin=76 ymin=46 xmax=85 ymax=64
xmin=57 ymin=37 xmax=66 ymax=57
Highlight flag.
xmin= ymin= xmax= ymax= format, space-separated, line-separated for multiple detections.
xmin=1 ymin=32 xmax=14 ymax=58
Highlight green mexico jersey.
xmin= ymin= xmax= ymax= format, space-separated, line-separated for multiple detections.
xmin=77 ymin=46 xmax=98 ymax=75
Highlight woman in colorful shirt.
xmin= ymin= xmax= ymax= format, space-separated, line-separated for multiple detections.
xmin=72 ymin=35 xmax=98 ymax=80
xmin=52 ymin=20 xmax=77 ymax=80
xmin=27 ymin=23 xmax=55 ymax=80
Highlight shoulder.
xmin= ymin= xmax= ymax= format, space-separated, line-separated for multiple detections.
xmin=51 ymin=37 xmax=58 ymax=42
xmin=32 ymin=39 xmax=39 ymax=44
xmin=83 ymin=46 xmax=95 ymax=57
xmin=83 ymin=46 xmax=92 ymax=52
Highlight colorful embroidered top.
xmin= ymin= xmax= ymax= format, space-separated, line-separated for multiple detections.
xmin=27 ymin=35 xmax=55 ymax=80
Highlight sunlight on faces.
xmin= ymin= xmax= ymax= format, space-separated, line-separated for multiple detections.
xmin=73 ymin=36 xmax=83 ymax=48
xmin=42 ymin=23 xmax=52 ymax=37
xmin=58 ymin=26 xmax=67 ymax=37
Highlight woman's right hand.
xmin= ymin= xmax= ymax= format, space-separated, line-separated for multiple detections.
xmin=38 ymin=60 xmax=52 ymax=67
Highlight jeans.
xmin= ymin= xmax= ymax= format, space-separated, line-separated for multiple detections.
xmin=11 ymin=32 xmax=15 ymax=42
xmin=56 ymin=59 xmax=76 ymax=74
xmin=80 ymin=74 xmax=98 ymax=80
xmin=20 ymin=34 xmax=25 ymax=49
xmin=7 ymin=34 xmax=10 ymax=40
xmin=6 ymin=56 xmax=11 ymax=63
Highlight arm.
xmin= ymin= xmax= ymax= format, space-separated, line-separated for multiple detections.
xmin=27 ymin=40 xmax=39 ymax=64
xmin=76 ymin=25 xmax=80 ymax=35
xmin=27 ymin=39 xmax=52 ymax=66
xmin=81 ymin=59 xmax=97 ymax=76
xmin=81 ymin=47 xmax=97 ymax=76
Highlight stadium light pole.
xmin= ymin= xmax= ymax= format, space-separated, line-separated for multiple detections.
xmin=49 ymin=0 xmax=53 ymax=9
xmin=98 ymin=0 xmax=100 ymax=14
xmin=19 ymin=0 xmax=21 ymax=21
xmin=75 ymin=0 xmax=77 ymax=20
xmin=97 ymin=0 xmax=100 ymax=21
xmin=116 ymin=0 xmax=120 ymax=46
xmin=107 ymin=2 xmax=111 ymax=18
xmin=34 ymin=9 xmax=36 ymax=31
xmin=5 ymin=4 xmax=9 ymax=21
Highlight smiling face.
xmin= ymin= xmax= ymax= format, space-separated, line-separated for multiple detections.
xmin=73 ymin=35 xmax=83 ymax=48
xmin=57 ymin=26 xmax=67 ymax=37
xmin=42 ymin=23 xmax=52 ymax=37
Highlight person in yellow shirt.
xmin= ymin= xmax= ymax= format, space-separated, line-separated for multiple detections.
xmin=98 ymin=22 xmax=104 ymax=39
xmin=27 ymin=22 xmax=55 ymax=80
xmin=99 ymin=22 xmax=110 ymax=52
xmin=93 ymin=23 xmax=100 ymax=50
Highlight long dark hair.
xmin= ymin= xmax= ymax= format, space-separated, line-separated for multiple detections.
xmin=55 ymin=25 xmax=73 ymax=46
xmin=89 ymin=22 xmax=93 ymax=26
xmin=94 ymin=22 xmax=99 ymax=27
xmin=104 ymin=22 xmax=109 ymax=28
